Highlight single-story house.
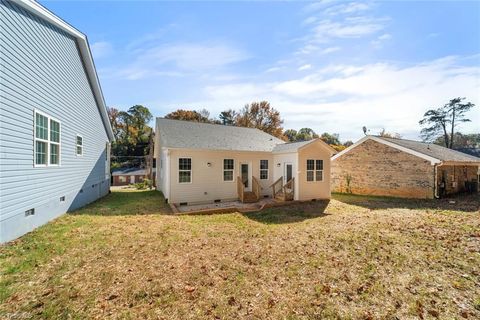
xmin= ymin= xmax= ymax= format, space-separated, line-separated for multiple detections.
xmin=332 ymin=136 xmax=480 ymax=199
xmin=112 ymin=168 xmax=155 ymax=186
xmin=154 ymin=118 xmax=336 ymax=205
xmin=0 ymin=0 xmax=114 ymax=243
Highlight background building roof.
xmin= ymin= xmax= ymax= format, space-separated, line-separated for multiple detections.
xmin=379 ymin=137 xmax=480 ymax=163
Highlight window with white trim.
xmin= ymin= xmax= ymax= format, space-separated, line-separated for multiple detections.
xmin=76 ymin=135 xmax=83 ymax=156
xmin=260 ymin=160 xmax=269 ymax=180
xmin=179 ymin=158 xmax=192 ymax=183
xmin=34 ymin=111 xmax=60 ymax=166
xmin=223 ymin=159 xmax=234 ymax=181
xmin=306 ymin=159 xmax=323 ymax=182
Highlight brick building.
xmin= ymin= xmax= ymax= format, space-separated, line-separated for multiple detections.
xmin=112 ymin=168 xmax=155 ymax=186
xmin=332 ymin=136 xmax=480 ymax=199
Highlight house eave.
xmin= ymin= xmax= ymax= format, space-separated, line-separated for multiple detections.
xmin=332 ymin=136 xmax=442 ymax=165
xmin=13 ymin=0 xmax=114 ymax=142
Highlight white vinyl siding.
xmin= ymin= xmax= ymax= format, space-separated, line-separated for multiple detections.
xmin=260 ymin=160 xmax=268 ymax=179
xmin=34 ymin=110 xmax=60 ymax=166
xmin=179 ymin=158 xmax=192 ymax=183
xmin=223 ymin=159 xmax=234 ymax=181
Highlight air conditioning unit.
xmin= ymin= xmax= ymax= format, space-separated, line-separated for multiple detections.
xmin=452 ymin=181 xmax=457 ymax=188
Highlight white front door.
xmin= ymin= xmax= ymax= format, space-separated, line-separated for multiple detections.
xmin=130 ymin=175 xmax=135 ymax=184
xmin=240 ymin=162 xmax=252 ymax=192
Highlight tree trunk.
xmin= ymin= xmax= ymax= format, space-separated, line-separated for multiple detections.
xmin=449 ymin=106 xmax=456 ymax=149
xmin=442 ymin=122 xmax=449 ymax=148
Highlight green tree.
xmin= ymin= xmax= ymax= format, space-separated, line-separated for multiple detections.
xmin=219 ymin=109 xmax=237 ymax=125
xmin=420 ymin=97 xmax=475 ymax=148
xmin=108 ymin=105 xmax=153 ymax=168
xmin=296 ymin=128 xmax=319 ymax=141
xmin=165 ymin=109 xmax=211 ymax=122
xmin=283 ymin=129 xmax=298 ymax=142
xmin=435 ymin=132 xmax=480 ymax=148
xmin=320 ymin=132 xmax=341 ymax=145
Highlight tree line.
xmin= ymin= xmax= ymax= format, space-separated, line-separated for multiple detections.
xmin=108 ymin=97 xmax=477 ymax=168
xmin=164 ymin=101 xmax=353 ymax=151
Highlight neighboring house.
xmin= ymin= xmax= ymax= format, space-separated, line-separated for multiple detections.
xmin=112 ymin=168 xmax=155 ymax=186
xmin=154 ymin=118 xmax=335 ymax=205
xmin=0 ymin=0 xmax=114 ymax=243
xmin=332 ymin=136 xmax=480 ymax=199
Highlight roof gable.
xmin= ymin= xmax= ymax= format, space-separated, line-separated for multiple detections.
xmin=14 ymin=0 xmax=114 ymax=141
xmin=332 ymin=136 xmax=480 ymax=164
xmin=272 ymin=138 xmax=336 ymax=154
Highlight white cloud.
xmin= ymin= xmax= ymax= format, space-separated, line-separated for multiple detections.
xmin=265 ymin=66 xmax=283 ymax=73
xmin=91 ymin=41 xmax=113 ymax=59
xmin=320 ymin=46 xmax=341 ymax=54
xmin=298 ymin=64 xmax=312 ymax=71
xmin=297 ymin=1 xmax=388 ymax=56
xmin=312 ymin=17 xmax=386 ymax=41
xmin=324 ymin=2 xmax=371 ymax=16
xmin=116 ymin=42 xmax=249 ymax=80
xmin=378 ymin=33 xmax=392 ymax=41
xmin=371 ymin=33 xmax=392 ymax=48
xmin=196 ymin=56 xmax=480 ymax=141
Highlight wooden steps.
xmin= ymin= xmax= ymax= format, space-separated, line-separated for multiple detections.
xmin=275 ymin=192 xmax=294 ymax=202
xmin=242 ymin=191 xmax=258 ymax=203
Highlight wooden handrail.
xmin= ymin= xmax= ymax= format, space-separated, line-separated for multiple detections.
xmin=282 ymin=178 xmax=295 ymax=200
xmin=252 ymin=176 xmax=261 ymax=201
xmin=237 ymin=176 xmax=244 ymax=202
xmin=270 ymin=176 xmax=283 ymax=198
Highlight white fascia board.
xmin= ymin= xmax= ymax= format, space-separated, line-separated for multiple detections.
xmin=332 ymin=136 xmax=442 ymax=165
xmin=13 ymin=0 xmax=114 ymax=142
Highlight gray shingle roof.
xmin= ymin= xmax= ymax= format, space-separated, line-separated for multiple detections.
xmin=378 ymin=136 xmax=480 ymax=163
xmin=272 ymin=140 xmax=315 ymax=153
xmin=156 ymin=118 xmax=285 ymax=152
xmin=112 ymin=168 xmax=154 ymax=176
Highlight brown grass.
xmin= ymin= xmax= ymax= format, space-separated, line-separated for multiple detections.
xmin=1 ymin=190 xmax=479 ymax=319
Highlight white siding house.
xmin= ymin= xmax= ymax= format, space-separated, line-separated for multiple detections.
xmin=154 ymin=118 xmax=335 ymax=205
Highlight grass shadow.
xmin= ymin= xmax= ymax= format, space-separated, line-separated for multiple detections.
xmin=243 ymin=200 xmax=330 ymax=224
xmin=71 ymin=189 xmax=172 ymax=216
xmin=333 ymin=192 xmax=480 ymax=213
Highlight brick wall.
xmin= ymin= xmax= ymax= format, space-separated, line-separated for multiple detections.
xmin=332 ymin=140 xmax=435 ymax=199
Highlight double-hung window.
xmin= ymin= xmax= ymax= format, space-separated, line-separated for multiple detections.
xmin=76 ymin=135 xmax=83 ymax=156
xmin=179 ymin=158 xmax=192 ymax=183
xmin=306 ymin=159 xmax=323 ymax=182
xmin=34 ymin=111 xmax=60 ymax=166
xmin=260 ymin=160 xmax=269 ymax=180
xmin=223 ymin=159 xmax=234 ymax=181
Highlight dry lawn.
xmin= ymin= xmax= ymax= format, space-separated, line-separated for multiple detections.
xmin=1 ymin=190 xmax=479 ymax=319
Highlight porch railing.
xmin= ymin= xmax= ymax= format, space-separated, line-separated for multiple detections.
xmin=270 ymin=176 xmax=283 ymax=198
xmin=283 ymin=178 xmax=295 ymax=201
xmin=270 ymin=176 xmax=295 ymax=201
xmin=252 ymin=176 xmax=261 ymax=201
xmin=237 ymin=176 xmax=244 ymax=202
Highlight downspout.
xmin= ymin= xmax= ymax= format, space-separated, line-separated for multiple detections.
xmin=434 ymin=163 xmax=439 ymax=199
